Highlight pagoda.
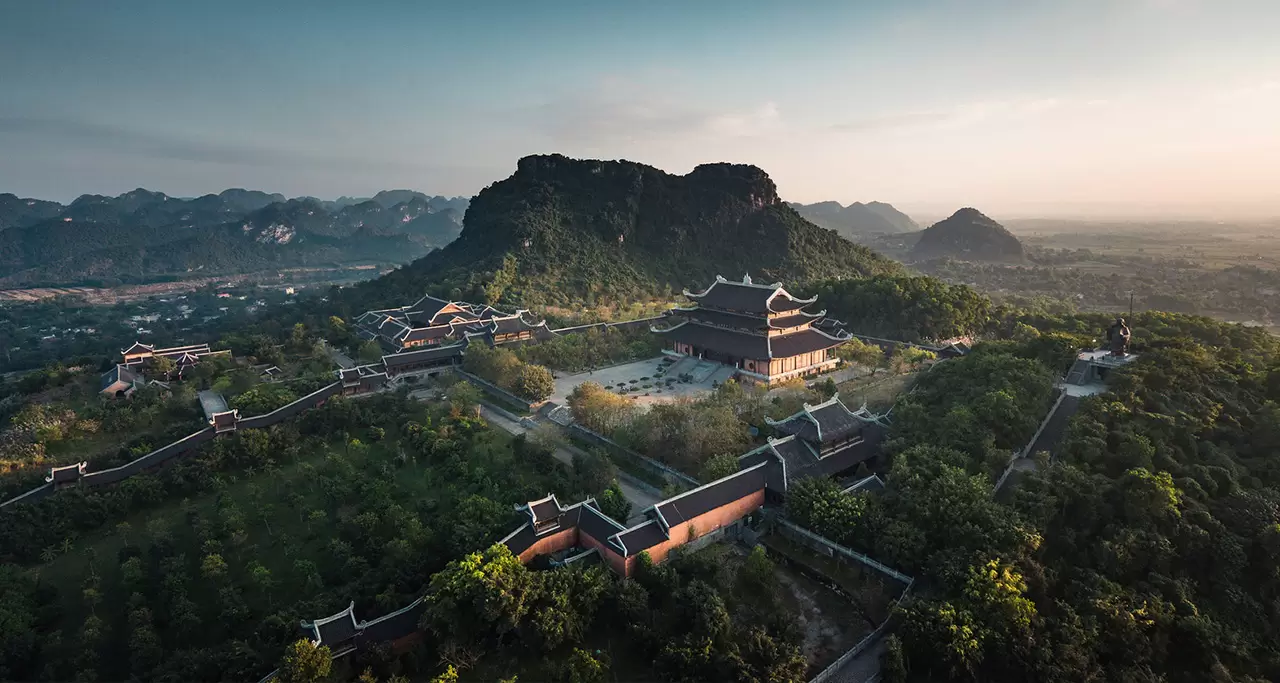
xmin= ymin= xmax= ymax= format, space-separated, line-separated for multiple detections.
xmin=653 ymin=274 xmax=851 ymax=385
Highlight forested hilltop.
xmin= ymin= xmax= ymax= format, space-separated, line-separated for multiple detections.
xmin=352 ymin=154 xmax=903 ymax=310
xmin=0 ymin=189 xmax=467 ymax=287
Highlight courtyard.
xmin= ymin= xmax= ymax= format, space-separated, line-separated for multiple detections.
xmin=548 ymin=354 xmax=737 ymax=406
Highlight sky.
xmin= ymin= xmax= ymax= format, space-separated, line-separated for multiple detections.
xmin=2 ymin=0 xmax=1279 ymax=219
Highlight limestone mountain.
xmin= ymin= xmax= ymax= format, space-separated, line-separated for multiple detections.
xmin=910 ymin=207 xmax=1025 ymax=263
xmin=357 ymin=154 xmax=904 ymax=308
xmin=0 ymin=194 xmax=64 ymax=230
xmin=789 ymin=200 xmax=917 ymax=236
xmin=0 ymin=187 xmax=465 ymax=287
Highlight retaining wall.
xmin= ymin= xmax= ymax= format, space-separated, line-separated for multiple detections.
xmin=550 ymin=316 xmax=666 ymax=336
xmin=454 ymin=369 xmax=540 ymax=412
xmin=568 ymin=423 xmax=700 ymax=489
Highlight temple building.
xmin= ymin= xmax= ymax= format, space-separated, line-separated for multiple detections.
xmin=502 ymin=394 xmax=888 ymax=577
xmin=121 ymin=341 xmax=230 ymax=368
xmin=356 ymin=294 xmax=553 ymax=355
xmin=653 ymin=274 xmax=852 ymax=385
xmin=300 ymin=599 xmax=426 ymax=656
xmin=198 ymin=390 xmax=240 ymax=434
xmin=743 ymin=393 xmax=888 ymax=496
xmin=100 ymin=364 xmax=143 ymax=397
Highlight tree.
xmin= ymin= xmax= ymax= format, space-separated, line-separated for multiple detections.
xmin=231 ymin=384 xmax=298 ymax=417
xmin=151 ymin=355 xmax=177 ymax=379
xmin=278 ymin=639 xmax=332 ymax=683
xmin=200 ymin=553 xmax=229 ymax=582
xmin=784 ymin=477 xmax=866 ymax=544
xmin=556 ymin=648 xmax=608 ymax=683
xmin=422 ymin=544 xmax=537 ymax=647
xmin=598 ymin=480 xmax=632 ymax=525
xmin=358 ymin=340 xmax=383 ymax=364
xmin=567 ymin=381 xmax=637 ymax=433
xmin=513 ymin=364 xmax=555 ymax=402
xmin=446 ymin=381 xmax=483 ymax=415
xmin=836 ymin=338 xmax=884 ymax=372
xmin=700 ymin=452 xmax=740 ymax=482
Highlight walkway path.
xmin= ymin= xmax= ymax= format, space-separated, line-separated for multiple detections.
xmin=477 ymin=405 xmax=660 ymax=523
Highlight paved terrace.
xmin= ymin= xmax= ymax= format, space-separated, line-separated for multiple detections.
xmin=549 ymin=355 xmax=735 ymax=407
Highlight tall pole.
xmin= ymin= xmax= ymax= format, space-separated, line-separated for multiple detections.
xmin=1128 ymin=291 xmax=1134 ymax=319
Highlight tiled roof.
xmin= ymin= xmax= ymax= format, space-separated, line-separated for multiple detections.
xmin=768 ymin=328 xmax=849 ymax=358
xmin=768 ymin=310 xmax=824 ymax=329
xmin=302 ymin=602 xmax=359 ymax=646
xmin=197 ymin=390 xmax=231 ymax=420
xmin=653 ymin=462 xmax=768 ymax=530
xmin=653 ymin=322 xmax=770 ymax=359
xmin=100 ymin=364 xmax=140 ymax=391
xmin=578 ymin=502 xmax=628 ymax=545
xmin=500 ymin=523 xmax=538 ymax=556
xmin=358 ymin=598 xmax=426 ymax=646
xmin=740 ymin=430 xmax=882 ymax=491
xmin=47 ymin=462 xmax=87 ymax=484
xmin=525 ymin=494 xmax=564 ymax=527
xmin=611 ymin=519 xmax=668 ymax=556
xmin=769 ymin=395 xmax=866 ymax=444
xmin=380 ymin=344 xmax=464 ymax=367
xmin=685 ymin=275 xmax=795 ymax=314
xmin=844 ymin=474 xmax=886 ymax=494
xmin=678 ymin=307 xmax=769 ymax=331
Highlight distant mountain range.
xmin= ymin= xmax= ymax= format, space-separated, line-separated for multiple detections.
xmin=910 ymin=208 xmax=1025 ymax=263
xmin=355 ymin=154 xmax=904 ymax=309
xmin=788 ymin=200 xmax=918 ymax=237
xmin=0 ymin=189 xmax=469 ymax=287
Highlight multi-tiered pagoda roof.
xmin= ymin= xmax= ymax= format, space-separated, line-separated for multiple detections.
xmin=652 ymin=274 xmax=851 ymax=372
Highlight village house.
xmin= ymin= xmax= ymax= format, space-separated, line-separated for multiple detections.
xmin=652 ymin=274 xmax=853 ymax=385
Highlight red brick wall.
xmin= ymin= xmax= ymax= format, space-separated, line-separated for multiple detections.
xmin=516 ymin=527 xmax=577 ymax=563
xmin=577 ymin=525 xmax=629 ymax=575
xmin=622 ymin=488 xmax=765 ymax=575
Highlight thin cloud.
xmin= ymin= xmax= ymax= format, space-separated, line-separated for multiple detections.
xmin=0 ymin=115 xmax=442 ymax=173
xmin=530 ymin=81 xmax=783 ymax=144
xmin=832 ymin=98 xmax=1066 ymax=133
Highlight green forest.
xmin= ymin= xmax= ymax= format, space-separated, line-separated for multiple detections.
xmin=4 ymin=202 xmax=1280 ymax=682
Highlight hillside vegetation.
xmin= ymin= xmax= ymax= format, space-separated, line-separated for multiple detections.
xmin=355 ymin=154 xmax=904 ymax=309
xmin=911 ymin=208 xmax=1026 ymax=263
xmin=0 ymin=189 xmax=467 ymax=287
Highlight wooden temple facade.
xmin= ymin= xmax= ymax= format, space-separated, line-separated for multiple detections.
xmin=653 ymin=274 xmax=852 ymax=385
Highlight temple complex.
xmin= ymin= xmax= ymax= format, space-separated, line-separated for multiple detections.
xmin=102 ymin=341 xmax=231 ymax=397
xmin=121 ymin=341 xmax=230 ymax=368
xmin=653 ymin=275 xmax=852 ymax=385
xmin=503 ymin=393 xmax=887 ymax=577
xmin=356 ymin=294 xmax=552 ymax=354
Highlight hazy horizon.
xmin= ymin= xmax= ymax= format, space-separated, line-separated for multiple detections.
xmin=3 ymin=0 xmax=1278 ymax=220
